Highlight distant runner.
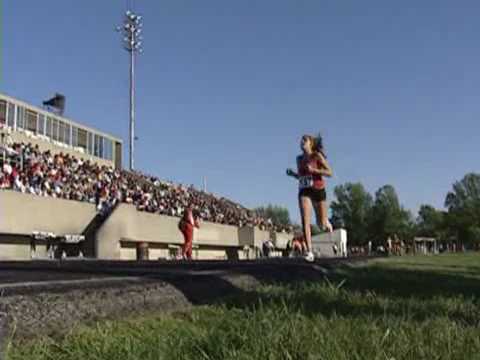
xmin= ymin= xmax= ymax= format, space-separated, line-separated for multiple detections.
xmin=288 ymin=232 xmax=307 ymax=257
xmin=178 ymin=206 xmax=200 ymax=260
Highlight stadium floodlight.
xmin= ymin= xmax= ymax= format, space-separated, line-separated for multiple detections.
xmin=117 ymin=9 xmax=144 ymax=171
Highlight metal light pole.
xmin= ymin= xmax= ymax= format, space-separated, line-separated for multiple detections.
xmin=117 ymin=10 xmax=143 ymax=171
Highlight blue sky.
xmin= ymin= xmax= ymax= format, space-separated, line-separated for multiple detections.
xmin=2 ymin=0 xmax=479 ymax=222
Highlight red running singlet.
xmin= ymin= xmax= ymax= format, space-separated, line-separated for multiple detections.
xmin=297 ymin=154 xmax=325 ymax=190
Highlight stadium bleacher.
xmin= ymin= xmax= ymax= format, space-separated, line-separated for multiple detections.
xmin=0 ymin=94 xmax=308 ymax=261
xmin=0 ymin=141 xmax=292 ymax=233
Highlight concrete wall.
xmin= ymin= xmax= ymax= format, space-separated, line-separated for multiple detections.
xmin=96 ymin=204 xmax=243 ymax=260
xmin=194 ymin=249 xmax=227 ymax=260
xmin=312 ymin=229 xmax=348 ymax=258
xmin=272 ymin=232 xmax=290 ymax=250
xmin=238 ymin=227 xmax=271 ymax=248
xmin=254 ymin=228 xmax=271 ymax=247
xmin=119 ymin=246 xmax=137 ymax=261
xmin=238 ymin=227 xmax=254 ymax=248
xmin=96 ymin=204 xmax=286 ymax=260
xmin=0 ymin=235 xmax=48 ymax=260
xmin=0 ymin=191 xmax=291 ymax=260
xmin=32 ymin=244 xmax=48 ymax=259
xmin=195 ymin=221 xmax=239 ymax=247
xmin=0 ymin=244 xmax=30 ymax=260
xmin=0 ymin=191 xmax=96 ymax=235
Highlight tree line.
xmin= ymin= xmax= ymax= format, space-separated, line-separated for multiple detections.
xmin=256 ymin=173 xmax=480 ymax=248
xmin=330 ymin=173 xmax=480 ymax=247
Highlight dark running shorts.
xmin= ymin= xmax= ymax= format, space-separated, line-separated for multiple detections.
xmin=298 ymin=187 xmax=327 ymax=202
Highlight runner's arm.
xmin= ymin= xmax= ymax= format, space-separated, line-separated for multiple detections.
xmin=286 ymin=168 xmax=299 ymax=179
xmin=286 ymin=156 xmax=301 ymax=179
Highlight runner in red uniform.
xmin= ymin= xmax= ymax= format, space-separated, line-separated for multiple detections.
xmin=291 ymin=233 xmax=307 ymax=257
xmin=287 ymin=134 xmax=333 ymax=262
xmin=179 ymin=206 xmax=200 ymax=260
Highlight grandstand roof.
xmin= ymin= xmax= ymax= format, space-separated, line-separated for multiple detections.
xmin=1 ymin=92 xmax=122 ymax=143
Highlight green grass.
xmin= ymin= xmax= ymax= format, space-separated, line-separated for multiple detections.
xmin=7 ymin=253 xmax=480 ymax=360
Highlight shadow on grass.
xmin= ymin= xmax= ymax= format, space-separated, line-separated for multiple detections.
xmin=6 ymin=258 xmax=479 ymax=330
xmin=227 ymin=259 xmax=480 ymax=299
xmin=379 ymin=261 xmax=480 ymax=273
xmin=330 ymin=264 xmax=480 ymax=299
xmin=215 ymin=263 xmax=480 ymax=327
xmin=153 ymin=273 xmax=249 ymax=305
xmin=132 ymin=259 xmax=480 ymax=326
xmin=138 ymin=260 xmax=332 ymax=305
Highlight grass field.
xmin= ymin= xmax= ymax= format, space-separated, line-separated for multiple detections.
xmin=6 ymin=253 xmax=480 ymax=360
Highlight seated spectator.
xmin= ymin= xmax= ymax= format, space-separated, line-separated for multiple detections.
xmin=262 ymin=240 xmax=275 ymax=258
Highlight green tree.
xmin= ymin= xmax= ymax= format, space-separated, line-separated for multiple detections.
xmin=416 ymin=205 xmax=447 ymax=240
xmin=400 ymin=211 xmax=417 ymax=245
xmin=370 ymin=185 xmax=412 ymax=245
xmin=445 ymin=173 xmax=480 ymax=212
xmin=254 ymin=204 xmax=291 ymax=226
xmin=444 ymin=173 xmax=480 ymax=248
xmin=330 ymin=182 xmax=373 ymax=246
xmin=466 ymin=226 xmax=480 ymax=250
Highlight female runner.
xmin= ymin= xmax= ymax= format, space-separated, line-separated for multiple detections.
xmin=287 ymin=134 xmax=333 ymax=262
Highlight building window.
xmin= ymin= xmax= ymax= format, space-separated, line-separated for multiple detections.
xmin=104 ymin=138 xmax=113 ymax=160
xmin=26 ymin=110 xmax=38 ymax=132
xmin=77 ymin=128 xmax=88 ymax=151
xmin=58 ymin=121 xmax=65 ymax=143
xmin=16 ymin=107 xmax=25 ymax=129
xmin=103 ymin=138 xmax=109 ymax=160
xmin=72 ymin=127 xmax=78 ymax=147
xmin=94 ymin=134 xmax=101 ymax=157
xmin=38 ymin=114 xmax=45 ymax=135
xmin=52 ymin=119 xmax=59 ymax=141
xmin=7 ymin=103 xmax=15 ymax=128
xmin=99 ymin=136 xmax=104 ymax=158
xmin=46 ymin=117 xmax=53 ymax=138
xmin=0 ymin=101 xmax=6 ymax=125
xmin=88 ymin=132 xmax=93 ymax=155
xmin=64 ymin=123 xmax=71 ymax=145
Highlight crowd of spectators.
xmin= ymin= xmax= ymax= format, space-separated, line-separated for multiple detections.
xmin=0 ymin=140 xmax=292 ymax=233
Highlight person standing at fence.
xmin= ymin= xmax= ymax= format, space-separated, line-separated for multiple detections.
xmin=287 ymin=133 xmax=333 ymax=262
xmin=179 ymin=206 xmax=200 ymax=260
